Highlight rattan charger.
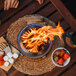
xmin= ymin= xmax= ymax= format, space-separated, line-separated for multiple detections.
xmin=6 ymin=15 xmax=64 ymax=75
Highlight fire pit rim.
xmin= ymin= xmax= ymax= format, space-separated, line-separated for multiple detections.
xmin=18 ymin=24 xmax=52 ymax=58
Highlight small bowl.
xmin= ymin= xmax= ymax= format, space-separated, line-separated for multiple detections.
xmin=51 ymin=47 xmax=71 ymax=67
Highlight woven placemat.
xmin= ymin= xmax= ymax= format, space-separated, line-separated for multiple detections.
xmin=6 ymin=15 xmax=64 ymax=75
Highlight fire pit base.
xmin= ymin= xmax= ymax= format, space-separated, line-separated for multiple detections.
xmin=6 ymin=15 xmax=64 ymax=75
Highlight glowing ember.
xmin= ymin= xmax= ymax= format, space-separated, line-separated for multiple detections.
xmin=21 ymin=21 xmax=64 ymax=53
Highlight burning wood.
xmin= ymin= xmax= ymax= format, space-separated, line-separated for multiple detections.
xmin=21 ymin=22 xmax=64 ymax=53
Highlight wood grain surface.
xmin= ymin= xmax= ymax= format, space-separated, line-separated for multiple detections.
xmin=0 ymin=0 xmax=76 ymax=76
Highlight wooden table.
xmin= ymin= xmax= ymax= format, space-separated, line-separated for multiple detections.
xmin=0 ymin=0 xmax=76 ymax=76
xmin=50 ymin=0 xmax=76 ymax=31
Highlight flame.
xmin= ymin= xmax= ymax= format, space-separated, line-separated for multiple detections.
xmin=21 ymin=21 xmax=64 ymax=53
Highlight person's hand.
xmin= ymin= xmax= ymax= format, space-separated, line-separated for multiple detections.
xmin=4 ymin=0 xmax=19 ymax=10
xmin=37 ymin=0 xmax=44 ymax=4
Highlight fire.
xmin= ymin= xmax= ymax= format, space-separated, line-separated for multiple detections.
xmin=21 ymin=21 xmax=64 ymax=53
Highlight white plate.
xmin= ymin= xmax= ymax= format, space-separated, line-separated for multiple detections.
xmin=51 ymin=47 xmax=71 ymax=67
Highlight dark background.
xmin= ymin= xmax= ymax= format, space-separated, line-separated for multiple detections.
xmin=62 ymin=0 xmax=76 ymax=19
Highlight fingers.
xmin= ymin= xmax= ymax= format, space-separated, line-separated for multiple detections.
xmin=12 ymin=0 xmax=19 ymax=8
xmin=10 ymin=0 xmax=15 ymax=8
xmin=37 ymin=0 xmax=41 ymax=4
xmin=11 ymin=0 xmax=18 ymax=8
xmin=6 ymin=0 xmax=11 ymax=10
xmin=4 ymin=0 xmax=11 ymax=10
xmin=4 ymin=1 xmax=7 ymax=10
xmin=4 ymin=0 xmax=19 ymax=10
xmin=41 ymin=0 xmax=44 ymax=4
xmin=14 ymin=1 xmax=19 ymax=8
xmin=37 ymin=0 xmax=44 ymax=4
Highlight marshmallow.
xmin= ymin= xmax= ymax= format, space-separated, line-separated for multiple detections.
xmin=3 ymin=56 xmax=9 ymax=61
xmin=4 ymin=62 xmax=9 ymax=67
xmin=8 ymin=58 xmax=14 ymax=64
xmin=13 ymin=52 xmax=19 ymax=59
xmin=7 ymin=52 xmax=13 ymax=58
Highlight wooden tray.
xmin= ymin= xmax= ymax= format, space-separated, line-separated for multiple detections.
xmin=0 ymin=37 xmax=19 ymax=72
